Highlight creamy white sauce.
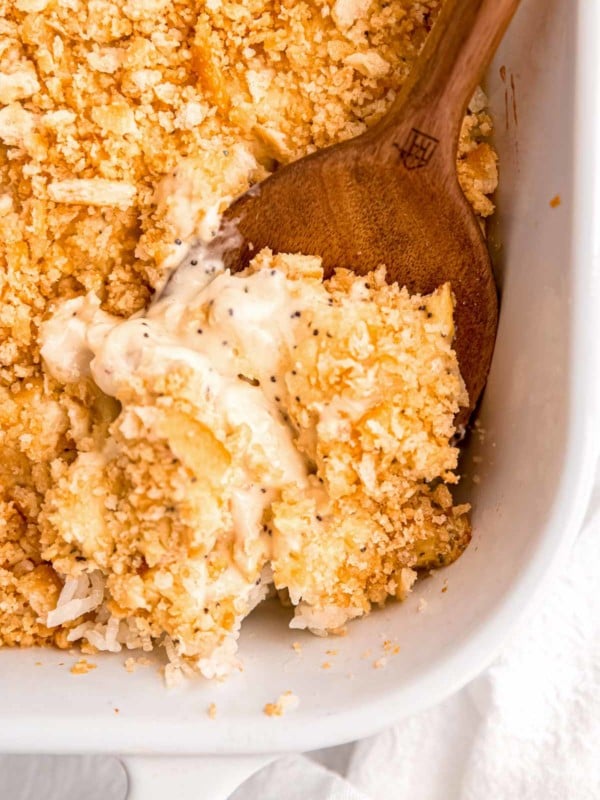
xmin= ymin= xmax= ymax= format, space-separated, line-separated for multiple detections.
xmin=40 ymin=243 xmax=323 ymax=576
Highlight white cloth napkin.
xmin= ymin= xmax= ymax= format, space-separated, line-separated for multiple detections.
xmin=233 ymin=479 xmax=600 ymax=800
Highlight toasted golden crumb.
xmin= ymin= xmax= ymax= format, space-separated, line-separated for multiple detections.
xmin=207 ymin=702 xmax=217 ymax=720
xmin=263 ymin=691 xmax=299 ymax=717
xmin=550 ymin=194 xmax=561 ymax=208
xmin=292 ymin=642 xmax=302 ymax=654
xmin=70 ymin=658 xmax=96 ymax=675
xmin=271 ymin=267 xmax=470 ymax=632
xmin=373 ymin=657 xmax=387 ymax=669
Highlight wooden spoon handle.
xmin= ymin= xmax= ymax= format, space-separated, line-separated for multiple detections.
xmin=368 ymin=0 xmax=520 ymax=166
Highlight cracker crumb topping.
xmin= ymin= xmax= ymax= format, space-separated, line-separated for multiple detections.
xmin=70 ymin=657 xmax=97 ymax=675
xmin=264 ymin=690 xmax=299 ymax=717
xmin=0 ymin=0 xmax=497 ymax=671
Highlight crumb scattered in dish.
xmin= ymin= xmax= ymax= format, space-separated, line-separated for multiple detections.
xmin=70 ymin=658 xmax=96 ymax=675
xmin=263 ymin=691 xmax=299 ymax=717
xmin=207 ymin=702 xmax=217 ymax=720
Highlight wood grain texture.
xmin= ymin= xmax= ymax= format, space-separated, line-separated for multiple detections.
xmin=218 ymin=0 xmax=520 ymax=420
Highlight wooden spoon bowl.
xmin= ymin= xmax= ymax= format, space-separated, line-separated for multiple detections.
xmin=215 ymin=0 xmax=520 ymax=421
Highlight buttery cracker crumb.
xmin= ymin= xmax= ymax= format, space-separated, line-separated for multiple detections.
xmin=70 ymin=658 xmax=97 ymax=675
xmin=207 ymin=702 xmax=217 ymax=720
xmin=263 ymin=691 xmax=299 ymax=717
xmin=292 ymin=642 xmax=302 ymax=654
xmin=373 ymin=657 xmax=387 ymax=669
xmin=0 ymin=67 xmax=40 ymax=105
xmin=15 ymin=0 xmax=50 ymax=9
xmin=345 ymin=52 xmax=391 ymax=79
xmin=47 ymin=180 xmax=137 ymax=209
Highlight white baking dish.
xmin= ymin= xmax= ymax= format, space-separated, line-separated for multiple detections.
xmin=1 ymin=1 xmax=598 ymax=797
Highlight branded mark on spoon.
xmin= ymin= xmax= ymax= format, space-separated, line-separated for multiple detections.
xmin=394 ymin=127 xmax=440 ymax=170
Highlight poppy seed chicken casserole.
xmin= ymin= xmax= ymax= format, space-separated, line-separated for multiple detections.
xmin=0 ymin=0 xmax=497 ymax=682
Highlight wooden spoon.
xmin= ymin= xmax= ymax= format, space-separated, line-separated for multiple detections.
xmin=215 ymin=0 xmax=520 ymax=420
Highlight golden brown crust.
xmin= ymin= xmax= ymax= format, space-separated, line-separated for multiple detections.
xmin=1 ymin=0 xmax=495 ymax=655
xmin=270 ymin=267 xmax=470 ymax=625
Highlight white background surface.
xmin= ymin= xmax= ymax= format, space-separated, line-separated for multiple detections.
xmin=1 ymin=466 xmax=597 ymax=799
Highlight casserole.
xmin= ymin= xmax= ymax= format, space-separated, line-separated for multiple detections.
xmin=1 ymin=0 xmax=598 ymax=797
